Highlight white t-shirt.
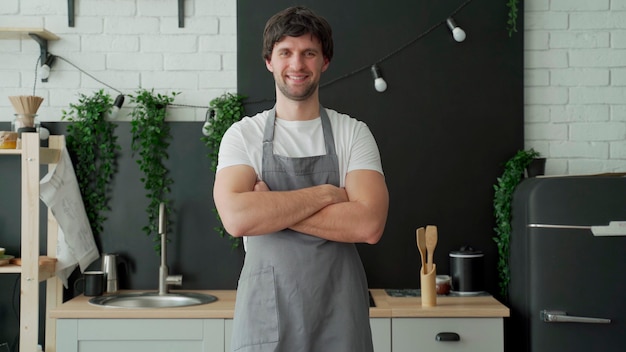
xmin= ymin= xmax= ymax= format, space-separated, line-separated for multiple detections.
xmin=217 ymin=108 xmax=383 ymax=186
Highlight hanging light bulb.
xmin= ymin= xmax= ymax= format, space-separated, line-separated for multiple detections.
xmin=39 ymin=126 xmax=50 ymax=140
xmin=39 ymin=54 xmax=56 ymax=82
xmin=108 ymin=94 xmax=125 ymax=119
xmin=39 ymin=64 xmax=51 ymax=81
xmin=370 ymin=64 xmax=387 ymax=93
xmin=446 ymin=18 xmax=466 ymax=42
xmin=202 ymin=108 xmax=216 ymax=136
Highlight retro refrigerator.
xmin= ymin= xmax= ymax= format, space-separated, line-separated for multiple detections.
xmin=508 ymin=175 xmax=626 ymax=352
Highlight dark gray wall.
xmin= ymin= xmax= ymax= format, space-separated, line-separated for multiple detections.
xmin=0 ymin=0 xmax=523 ymax=347
xmin=237 ymin=0 xmax=523 ymax=291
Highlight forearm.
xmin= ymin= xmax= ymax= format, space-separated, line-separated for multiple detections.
xmin=291 ymin=199 xmax=386 ymax=244
xmin=217 ymin=183 xmax=346 ymax=237
xmin=291 ymin=170 xmax=389 ymax=244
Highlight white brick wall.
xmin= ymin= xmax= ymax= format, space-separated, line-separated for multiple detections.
xmin=0 ymin=0 xmax=237 ymax=123
xmin=2 ymin=0 xmax=625 ymax=175
xmin=525 ymin=0 xmax=626 ymax=174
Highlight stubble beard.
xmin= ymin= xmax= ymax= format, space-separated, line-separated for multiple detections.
xmin=276 ymin=77 xmax=319 ymax=102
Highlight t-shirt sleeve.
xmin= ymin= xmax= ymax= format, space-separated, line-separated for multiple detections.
xmin=216 ymin=124 xmax=253 ymax=173
xmin=347 ymin=123 xmax=384 ymax=175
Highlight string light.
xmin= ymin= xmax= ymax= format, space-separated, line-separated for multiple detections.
xmin=108 ymin=94 xmax=125 ymax=119
xmin=202 ymin=108 xmax=216 ymax=136
xmin=303 ymin=0 xmax=473 ymax=98
xmin=446 ymin=18 xmax=466 ymax=42
xmin=370 ymin=65 xmax=388 ymax=93
xmin=29 ymin=0 xmax=475 ymax=118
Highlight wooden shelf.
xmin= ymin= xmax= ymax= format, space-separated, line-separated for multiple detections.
xmin=0 ymin=265 xmax=56 ymax=281
xmin=0 ymin=148 xmax=21 ymax=155
xmin=0 ymin=146 xmax=61 ymax=163
xmin=0 ymin=256 xmax=58 ymax=281
xmin=0 ymin=264 xmax=22 ymax=274
xmin=0 ymin=27 xmax=60 ymax=41
xmin=0 ymin=133 xmax=64 ymax=352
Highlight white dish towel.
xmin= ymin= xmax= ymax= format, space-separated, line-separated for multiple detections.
xmin=40 ymin=145 xmax=99 ymax=287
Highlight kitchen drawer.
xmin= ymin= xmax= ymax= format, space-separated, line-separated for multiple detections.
xmin=57 ymin=319 xmax=226 ymax=352
xmin=392 ymin=317 xmax=503 ymax=352
xmin=76 ymin=319 xmax=204 ymax=340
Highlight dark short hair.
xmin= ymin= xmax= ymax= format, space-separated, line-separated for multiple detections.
xmin=262 ymin=6 xmax=333 ymax=62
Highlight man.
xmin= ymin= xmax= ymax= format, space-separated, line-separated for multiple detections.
xmin=214 ymin=6 xmax=389 ymax=352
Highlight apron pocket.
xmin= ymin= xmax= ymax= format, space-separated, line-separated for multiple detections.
xmin=232 ymin=266 xmax=279 ymax=350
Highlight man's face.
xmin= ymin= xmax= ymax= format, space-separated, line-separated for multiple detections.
xmin=265 ymin=34 xmax=330 ymax=102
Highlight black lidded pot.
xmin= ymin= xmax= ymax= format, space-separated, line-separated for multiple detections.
xmin=449 ymin=246 xmax=484 ymax=295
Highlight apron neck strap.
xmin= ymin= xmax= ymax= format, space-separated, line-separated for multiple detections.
xmin=263 ymin=105 xmax=336 ymax=156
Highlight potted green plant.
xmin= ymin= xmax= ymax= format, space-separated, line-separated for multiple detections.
xmin=493 ymin=149 xmax=540 ymax=299
xmin=128 ymin=88 xmax=178 ymax=252
xmin=61 ymin=89 xmax=120 ymax=238
xmin=201 ymin=92 xmax=246 ymax=248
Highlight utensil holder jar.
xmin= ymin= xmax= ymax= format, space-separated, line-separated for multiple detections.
xmin=420 ymin=264 xmax=437 ymax=307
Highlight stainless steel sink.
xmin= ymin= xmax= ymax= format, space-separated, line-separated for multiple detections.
xmin=88 ymin=292 xmax=218 ymax=308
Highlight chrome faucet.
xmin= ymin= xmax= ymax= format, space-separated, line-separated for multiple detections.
xmin=158 ymin=202 xmax=183 ymax=295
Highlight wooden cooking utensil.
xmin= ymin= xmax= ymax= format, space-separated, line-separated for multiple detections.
xmin=8 ymin=95 xmax=44 ymax=115
xmin=425 ymin=225 xmax=438 ymax=273
xmin=416 ymin=227 xmax=426 ymax=273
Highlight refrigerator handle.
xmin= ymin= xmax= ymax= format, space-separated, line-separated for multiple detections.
xmin=541 ymin=310 xmax=611 ymax=324
xmin=528 ymin=221 xmax=626 ymax=236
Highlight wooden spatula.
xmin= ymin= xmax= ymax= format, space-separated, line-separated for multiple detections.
xmin=416 ymin=227 xmax=426 ymax=273
xmin=425 ymin=225 xmax=438 ymax=273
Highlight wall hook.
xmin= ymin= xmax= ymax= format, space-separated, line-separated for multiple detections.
xmin=178 ymin=0 xmax=185 ymax=28
xmin=68 ymin=0 xmax=75 ymax=27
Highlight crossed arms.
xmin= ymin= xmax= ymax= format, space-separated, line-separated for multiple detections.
xmin=213 ymin=164 xmax=389 ymax=244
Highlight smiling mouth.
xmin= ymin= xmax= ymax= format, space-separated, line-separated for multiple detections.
xmin=286 ymin=73 xmax=309 ymax=83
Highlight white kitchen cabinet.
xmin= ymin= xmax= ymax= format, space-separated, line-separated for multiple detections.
xmin=391 ymin=317 xmax=503 ymax=352
xmin=51 ymin=290 xmax=508 ymax=352
xmin=371 ymin=318 xmax=392 ymax=352
xmin=57 ymin=317 xmax=391 ymax=352
xmin=57 ymin=319 xmax=226 ymax=352
xmin=224 ymin=319 xmax=233 ymax=352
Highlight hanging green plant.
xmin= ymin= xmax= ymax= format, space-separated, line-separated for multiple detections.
xmin=506 ymin=0 xmax=519 ymax=37
xmin=128 ymin=88 xmax=178 ymax=252
xmin=61 ymin=89 xmax=120 ymax=237
xmin=493 ymin=148 xmax=540 ymax=299
xmin=201 ymin=92 xmax=246 ymax=248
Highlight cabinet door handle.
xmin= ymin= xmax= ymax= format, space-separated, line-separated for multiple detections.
xmin=435 ymin=332 xmax=460 ymax=341
xmin=541 ymin=310 xmax=611 ymax=324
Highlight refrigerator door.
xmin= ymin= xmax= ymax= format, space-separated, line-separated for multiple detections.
xmin=509 ymin=176 xmax=626 ymax=352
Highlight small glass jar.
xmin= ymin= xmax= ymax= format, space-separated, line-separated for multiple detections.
xmin=12 ymin=113 xmax=39 ymax=131
xmin=0 ymin=131 xmax=18 ymax=149
xmin=436 ymin=275 xmax=451 ymax=295
xmin=12 ymin=114 xmax=40 ymax=149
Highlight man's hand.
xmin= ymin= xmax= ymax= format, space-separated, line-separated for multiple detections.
xmin=254 ymin=180 xmax=270 ymax=192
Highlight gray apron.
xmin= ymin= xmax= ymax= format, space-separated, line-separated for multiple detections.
xmin=231 ymin=107 xmax=373 ymax=352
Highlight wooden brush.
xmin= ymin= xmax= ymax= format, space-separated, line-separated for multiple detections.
xmin=8 ymin=95 xmax=44 ymax=115
xmin=9 ymin=96 xmax=44 ymax=130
